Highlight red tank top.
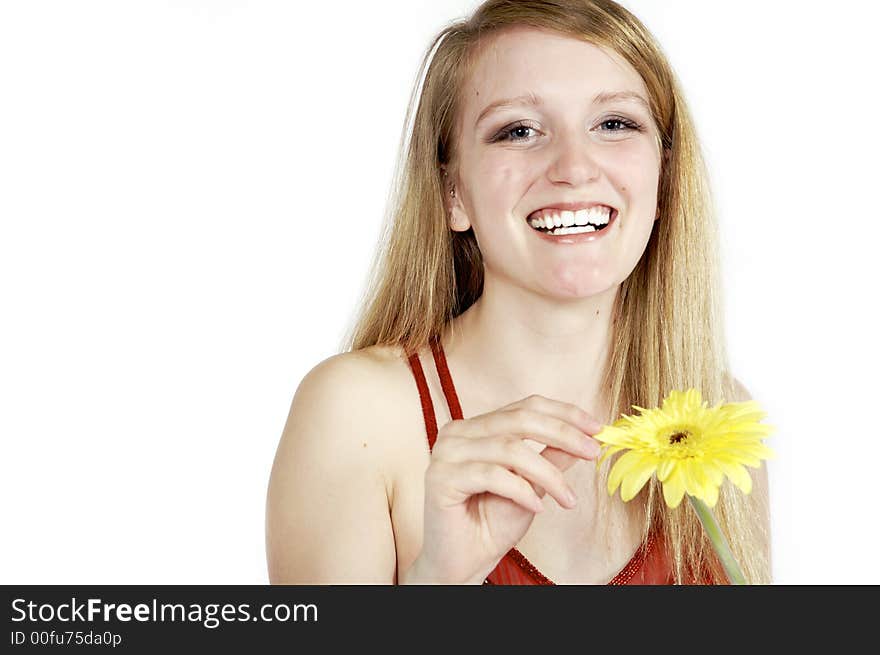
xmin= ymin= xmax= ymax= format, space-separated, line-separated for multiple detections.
xmin=405 ymin=336 xmax=684 ymax=585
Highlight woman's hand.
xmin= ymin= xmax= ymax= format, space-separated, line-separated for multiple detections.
xmin=405 ymin=394 xmax=604 ymax=584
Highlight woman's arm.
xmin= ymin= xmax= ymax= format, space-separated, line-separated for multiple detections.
xmin=266 ymin=354 xmax=398 ymax=584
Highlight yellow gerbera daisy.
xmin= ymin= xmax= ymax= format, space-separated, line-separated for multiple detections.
xmin=594 ymin=388 xmax=775 ymax=509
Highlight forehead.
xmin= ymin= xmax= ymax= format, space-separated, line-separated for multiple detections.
xmin=462 ymin=27 xmax=648 ymax=121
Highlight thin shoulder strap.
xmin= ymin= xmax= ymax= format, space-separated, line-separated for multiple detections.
xmin=430 ymin=336 xmax=463 ymax=420
xmin=406 ymin=348 xmax=438 ymax=452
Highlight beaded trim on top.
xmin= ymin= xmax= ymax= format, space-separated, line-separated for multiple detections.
xmin=507 ymin=547 xmax=555 ymax=585
xmin=483 ymin=532 xmax=656 ymax=585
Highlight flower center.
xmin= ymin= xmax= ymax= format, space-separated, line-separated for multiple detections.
xmin=668 ymin=431 xmax=690 ymax=445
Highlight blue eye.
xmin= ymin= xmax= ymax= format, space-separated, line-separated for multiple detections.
xmin=490 ymin=116 xmax=643 ymax=143
xmin=491 ymin=121 xmax=539 ymax=143
xmin=600 ymin=117 xmax=642 ymax=133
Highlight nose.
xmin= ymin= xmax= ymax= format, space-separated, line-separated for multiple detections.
xmin=546 ymin=130 xmax=601 ymax=187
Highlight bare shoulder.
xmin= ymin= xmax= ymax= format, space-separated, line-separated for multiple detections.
xmin=294 ymin=344 xmax=413 ymax=412
xmin=298 ymin=343 xmax=419 ymax=438
xmin=275 ymin=343 xmax=417 ymax=491
xmin=265 ymin=343 xmax=421 ymax=583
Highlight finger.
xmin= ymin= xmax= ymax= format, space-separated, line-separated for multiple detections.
xmin=497 ymin=394 xmax=605 ymax=432
xmin=514 ymin=394 xmax=606 ymax=436
xmin=455 ymin=407 xmax=601 ymax=461
xmin=433 ymin=461 xmax=545 ymax=514
xmin=441 ymin=436 xmax=578 ymax=509
xmin=538 ymin=445 xmax=584 ymax=476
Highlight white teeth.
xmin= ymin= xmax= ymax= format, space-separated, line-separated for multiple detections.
xmin=549 ymin=225 xmax=597 ymax=235
xmin=527 ymin=206 xmax=612 ymax=230
xmin=574 ymin=208 xmax=610 ymax=226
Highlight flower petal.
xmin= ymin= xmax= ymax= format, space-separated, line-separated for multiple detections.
xmin=593 ymin=425 xmax=634 ymax=447
xmin=700 ymin=479 xmax=720 ymax=507
xmin=679 ymin=459 xmax=719 ymax=507
xmin=657 ymin=458 xmax=675 ymax=482
xmin=700 ymin=460 xmax=725 ymax=487
xmin=607 ymin=450 xmax=646 ymax=496
xmin=721 ymin=461 xmax=753 ymax=494
xmin=682 ymin=460 xmax=708 ymax=498
xmin=597 ymin=445 xmax=625 ymax=468
xmin=717 ymin=449 xmax=763 ymax=467
xmin=661 ymin=466 xmax=686 ymax=508
xmin=620 ymin=455 xmax=658 ymax=502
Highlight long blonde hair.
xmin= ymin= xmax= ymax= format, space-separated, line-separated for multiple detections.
xmin=340 ymin=0 xmax=770 ymax=584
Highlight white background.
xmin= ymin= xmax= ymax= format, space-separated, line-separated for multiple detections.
xmin=1 ymin=0 xmax=877 ymax=584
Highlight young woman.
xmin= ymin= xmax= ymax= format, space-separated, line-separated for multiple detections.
xmin=266 ymin=0 xmax=771 ymax=585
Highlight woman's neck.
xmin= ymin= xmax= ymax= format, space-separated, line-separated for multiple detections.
xmin=443 ymin=278 xmax=619 ymax=423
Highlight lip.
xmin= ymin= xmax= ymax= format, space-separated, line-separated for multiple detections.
xmin=528 ymin=208 xmax=619 ymax=245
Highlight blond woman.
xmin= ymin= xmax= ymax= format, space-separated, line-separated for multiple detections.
xmin=267 ymin=0 xmax=771 ymax=585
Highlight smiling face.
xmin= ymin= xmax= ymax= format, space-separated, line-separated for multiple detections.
xmin=447 ymin=27 xmax=665 ymax=299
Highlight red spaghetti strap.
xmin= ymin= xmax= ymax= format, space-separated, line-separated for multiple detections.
xmin=430 ymin=336 xmax=463 ymax=421
xmin=406 ymin=349 xmax=438 ymax=452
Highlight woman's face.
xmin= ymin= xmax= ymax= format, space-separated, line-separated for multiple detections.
xmin=448 ymin=27 xmax=664 ymax=299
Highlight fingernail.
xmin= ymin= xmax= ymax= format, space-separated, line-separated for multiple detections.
xmin=564 ymin=487 xmax=577 ymax=506
xmin=583 ymin=417 xmax=603 ymax=433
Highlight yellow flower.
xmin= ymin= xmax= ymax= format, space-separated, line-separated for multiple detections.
xmin=594 ymin=389 xmax=775 ymax=509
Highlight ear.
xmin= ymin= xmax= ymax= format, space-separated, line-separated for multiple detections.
xmin=448 ymin=192 xmax=472 ymax=232
xmin=441 ymin=166 xmax=471 ymax=232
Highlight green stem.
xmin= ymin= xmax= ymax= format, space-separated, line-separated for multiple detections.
xmin=688 ymin=495 xmax=747 ymax=585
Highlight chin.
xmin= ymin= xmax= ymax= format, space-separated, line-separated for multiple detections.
xmin=541 ymin=281 xmax=617 ymax=300
xmin=543 ymin=267 xmax=618 ymax=299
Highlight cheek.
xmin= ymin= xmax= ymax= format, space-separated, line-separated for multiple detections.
xmin=609 ymin=143 xmax=662 ymax=196
xmin=473 ymin=159 xmax=523 ymax=196
xmin=466 ymin=160 xmax=525 ymax=231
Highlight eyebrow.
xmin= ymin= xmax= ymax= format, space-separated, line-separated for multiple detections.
xmin=474 ymin=90 xmax=651 ymax=128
